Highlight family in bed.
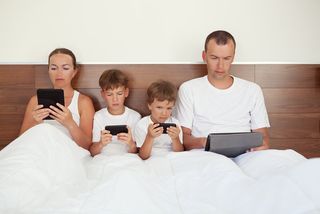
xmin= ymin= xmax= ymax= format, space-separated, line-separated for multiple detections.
xmin=18 ymin=30 xmax=269 ymax=160
xmin=1 ymin=30 xmax=317 ymax=213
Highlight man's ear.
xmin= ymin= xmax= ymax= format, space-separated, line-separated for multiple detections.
xmin=125 ymin=87 xmax=129 ymax=98
xmin=202 ymin=51 xmax=207 ymax=63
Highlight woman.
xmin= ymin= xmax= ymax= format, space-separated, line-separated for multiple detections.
xmin=19 ymin=48 xmax=95 ymax=149
xmin=0 ymin=48 xmax=95 ymax=212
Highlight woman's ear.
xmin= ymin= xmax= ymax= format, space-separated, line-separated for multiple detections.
xmin=72 ymin=66 xmax=79 ymax=79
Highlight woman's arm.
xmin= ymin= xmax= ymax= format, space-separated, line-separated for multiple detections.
xmin=19 ymin=96 xmax=50 ymax=135
xmin=70 ymin=94 xmax=95 ymax=149
xmin=49 ymin=94 xmax=95 ymax=150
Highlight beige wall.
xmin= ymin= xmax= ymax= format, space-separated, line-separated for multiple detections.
xmin=0 ymin=0 xmax=319 ymax=63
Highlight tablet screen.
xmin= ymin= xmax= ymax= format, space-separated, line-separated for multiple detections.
xmin=37 ymin=89 xmax=64 ymax=120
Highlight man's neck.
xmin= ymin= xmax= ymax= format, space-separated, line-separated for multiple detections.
xmin=208 ymin=75 xmax=234 ymax=89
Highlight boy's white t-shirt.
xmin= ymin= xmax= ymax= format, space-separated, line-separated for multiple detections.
xmin=92 ymin=106 xmax=141 ymax=155
xmin=173 ymin=76 xmax=270 ymax=138
xmin=134 ymin=116 xmax=183 ymax=155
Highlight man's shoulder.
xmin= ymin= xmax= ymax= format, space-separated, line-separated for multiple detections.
xmin=234 ymin=76 xmax=261 ymax=90
xmin=180 ymin=76 xmax=207 ymax=88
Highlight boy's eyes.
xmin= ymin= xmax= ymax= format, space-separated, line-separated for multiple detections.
xmin=106 ymin=92 xmax=124 ymax=96
xmin=156 ymin=106 xmax=173 ymax=110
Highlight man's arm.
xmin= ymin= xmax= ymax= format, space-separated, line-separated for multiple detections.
xmin=251 ymin=127 xmax=270 ymax=151
xmin=182 ymin=126 xmax=206 ymax=151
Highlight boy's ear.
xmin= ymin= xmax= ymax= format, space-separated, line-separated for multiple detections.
xmin=147 ymin=103 xmax=152 ymax=111
xmin=125 ymin=88 xmax=129 ymax=98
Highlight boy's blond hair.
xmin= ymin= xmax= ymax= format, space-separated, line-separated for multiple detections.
xmin=147 ymin=80 xmax=177 ymax=104
xmin=99 ymin=69 xmax=129 ymax=90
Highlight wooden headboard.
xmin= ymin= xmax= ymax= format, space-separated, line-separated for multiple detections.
xmin=0 ymin=64 xmax=319 ymax=158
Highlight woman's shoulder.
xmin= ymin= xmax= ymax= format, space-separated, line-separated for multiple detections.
xmin=77 ymin=92 xmax=95 ymax=113
xmin=78 ymin=92 xmax=94 ymax=105
xmin=28 ymin=95 xmax=38 ymax=106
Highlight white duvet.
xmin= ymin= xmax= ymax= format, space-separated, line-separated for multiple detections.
xmin=0 ymin=124 xmax=319 ymax=214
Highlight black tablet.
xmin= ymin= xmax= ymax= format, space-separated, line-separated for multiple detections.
xmin=37 ymin=89 xmax=64 ymax=120
xmin=205 ymin=132 xmax=263 ymax=158
xmin=105 ymin=125 xmax=128 ymax=135
xmin=155 ymin=123 xmax=176 ymax=134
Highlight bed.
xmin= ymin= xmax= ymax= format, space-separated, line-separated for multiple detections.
xmin=0 ymin=64 xmax=319 ymax=213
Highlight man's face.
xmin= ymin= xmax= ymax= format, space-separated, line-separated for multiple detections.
xmin=202 ymin=39 xmax=235 ymax=81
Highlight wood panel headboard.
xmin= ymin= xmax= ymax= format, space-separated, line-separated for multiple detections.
xmin=1 ymin=64 xmax=319 ymax=158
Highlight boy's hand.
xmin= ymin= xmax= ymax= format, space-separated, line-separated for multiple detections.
xmin=167 ymin=125 xmax=180 ymax=140
xmin=117 ymin=127 xmax=135 ymax=147
xmin=100 ymin=129 xmax=112 ymax=146
xmin=147 ymin=123 xmax=163 ymax=138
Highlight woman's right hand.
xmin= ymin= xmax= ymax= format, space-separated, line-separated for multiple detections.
xmin=32 ymin=105 xmax=50 ymax=123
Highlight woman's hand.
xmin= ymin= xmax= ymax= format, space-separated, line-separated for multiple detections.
xmin=48 ymin=103 xmax=74 ymax=127
xmin=32 ymin=104 xmax=49 ymax=123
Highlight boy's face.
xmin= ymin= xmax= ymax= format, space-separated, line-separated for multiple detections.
xmin=148 ymin=99 xmax=174 ymax=123
xmin=101 ymin=86 xmax=129 ymax=114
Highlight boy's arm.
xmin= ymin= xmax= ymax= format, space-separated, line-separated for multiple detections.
xmin=138 ymin=123 xmax=162 ymax=160
xmin=89 ymin=130 xmax=112 ymax=156
xmin=167 ymin=126 xmax=184 ymax=152
xmin=89 ymin=142 xmax=104 ymax=156
xmin=117 ymin=128 xmax=138 ymax=153
xmin=138 ymin=135 xmax=154 ymax=160
xmin=182 ymin=126 xmax=206 ymax=151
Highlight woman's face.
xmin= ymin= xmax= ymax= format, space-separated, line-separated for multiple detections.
xmin=48 ymin=53 xmax=77 ymax=89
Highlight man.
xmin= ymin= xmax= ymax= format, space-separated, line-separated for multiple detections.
xmin=174 ymin=30 xmax=270 ymax=151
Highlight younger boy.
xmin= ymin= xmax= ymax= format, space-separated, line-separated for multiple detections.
xmin=134 ymin=80 xmax=184 ymax=160
xmin=90 ymin=69 xmax=141 ymax=156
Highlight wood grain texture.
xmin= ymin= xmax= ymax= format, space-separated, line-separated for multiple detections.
xmin=0 ymin=64 xmax=319 ymax=158
xmin=255 ymin=64 xmax=320 ymax=88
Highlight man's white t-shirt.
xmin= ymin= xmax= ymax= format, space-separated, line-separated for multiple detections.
xmin=92 ymin=106 xmax=141 ymax=155
xmin=134 ymin=116 xmax=183 ymax=155
xmin=173 ymin=76 xmax=270 ymax=137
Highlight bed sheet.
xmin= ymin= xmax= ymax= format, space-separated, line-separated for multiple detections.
xmin=0 ymin=124 xmax=319 ymax=214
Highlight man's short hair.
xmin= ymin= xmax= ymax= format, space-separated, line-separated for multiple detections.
xmin=204 ymin=30 xmax=236 ymax=51
xmin=99 ymin=69 xmax=129 ymax=90
xmin=147 ymin=80 xmax=177 ymax=104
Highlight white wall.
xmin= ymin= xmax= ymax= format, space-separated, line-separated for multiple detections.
xmin=0 ymin=0 xmax=319 ymax=64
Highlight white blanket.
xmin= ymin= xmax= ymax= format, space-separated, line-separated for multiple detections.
xmin=0 ymin=124 xmax=319 ymax=214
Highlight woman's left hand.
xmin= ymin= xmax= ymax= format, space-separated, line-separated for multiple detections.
xmin=48 ymin=103 xmax=74 ymax=127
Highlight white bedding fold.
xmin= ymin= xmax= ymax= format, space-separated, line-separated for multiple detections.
xmin=0 ymin=130 xmax=319 ymax=214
